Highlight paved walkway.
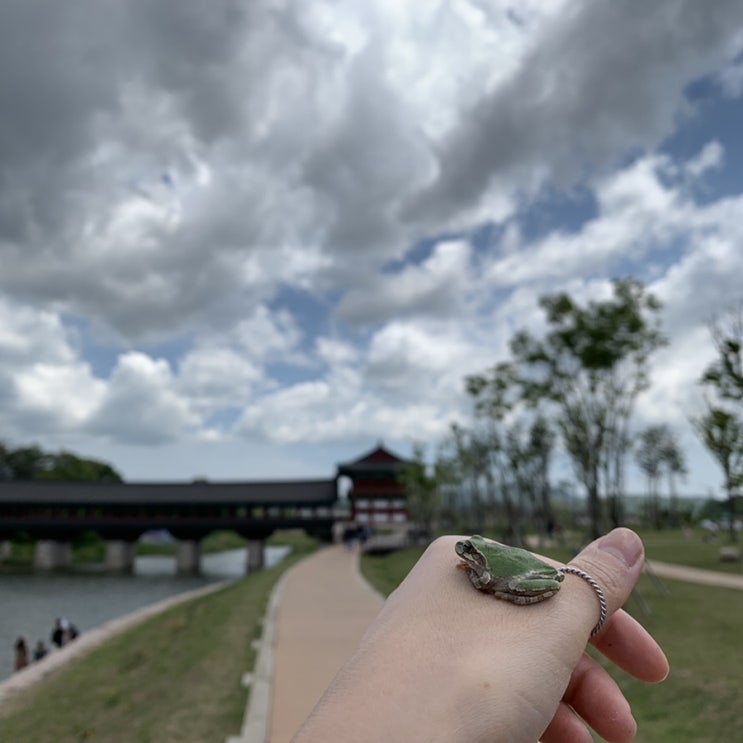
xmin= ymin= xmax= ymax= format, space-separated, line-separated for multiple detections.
xmin=646 ymin=560 xmax=743 ymax=590
xmin=267 ymin=546 xmax=384 ymax=743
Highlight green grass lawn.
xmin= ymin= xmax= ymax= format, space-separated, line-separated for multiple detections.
xmin=597 ymin=575 xmax=743 ymax=743
xmin=0 ymin=531 xmax=318 ymax=743
xmin=360 ymin=532 xmax=743 ymax=743
xmin=637 ymin=527 xmax=742 ymax=573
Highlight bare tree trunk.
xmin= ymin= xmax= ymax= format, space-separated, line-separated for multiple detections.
xmin=587 ymin=461 xmax=602 ymax=540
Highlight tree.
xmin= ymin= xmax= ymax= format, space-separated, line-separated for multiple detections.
xmin=635 ymin=425 xmax=669 ymax=529
xmin=697 ymin=304 xmax=743 ymax=543
xmin=466 ymin=362 xmax=531 ymax=544
xmin=510 ymin=279 xmax=667 ymax=539
xmin=397 ymin=443 xmax=444 ymax=539
xmin=0 ymin=441 xmax=12 ymax=480
xmin=0 ymin=441 xmax=123 ymax=482
xmin=659 ymin=430 xmax=687 ymax=527
xmin=505 ymin=417 xmax=556 ymax=536
xmin=526 ymin=416 xmax=557 ymax=535
xmin=37 ymin=451 xmax=123 ymax=482
xmin=438 ymin=423 xmax=491 ymax=529
xmin=701 ymin=304 xmax=743 ymax=403
xmin=692 ymin=407 xmax=743 ymax=542
xmin=4 ymin=445 xmax=48 ymax=480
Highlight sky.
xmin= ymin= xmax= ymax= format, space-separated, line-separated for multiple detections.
xmin=1 ymin=1 xmax=743 ymax=498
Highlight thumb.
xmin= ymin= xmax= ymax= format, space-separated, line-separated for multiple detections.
xmin=553 ymin=527 xmax=645 ymax=643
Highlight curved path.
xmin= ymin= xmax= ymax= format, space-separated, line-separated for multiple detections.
xmin=646 ymin=559 xmax=743 ymax=590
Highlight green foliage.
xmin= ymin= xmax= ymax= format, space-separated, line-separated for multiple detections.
xmin=396 ymin=443 xmax=444 ymax=537
xmin=692 ymin=407 xmax=743 ymax=543
xmin=463 ymin=278 xmax=666 ymax=540
xmin=0 ymin=444 xmax=46 ymax=480
xmin=39 ymin=452 xmax=122 ymax=482
xmin=691 ymin=409 xmax=743 ymax=492
xmin=696 ymin=305 xmax=743 ymax=543
xmin=510 ymin=278 xmax=666 ymax=537
xmin=0 ymin=441 xmax=122 ymax=482
xmin=701 ymin=306 xmax=743 ymax=403
xmin=636 ymin=425 xmax=687 ymax=529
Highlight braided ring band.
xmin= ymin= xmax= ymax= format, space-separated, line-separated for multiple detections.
xmin=559 ymin=566 xmax=608 ymax=637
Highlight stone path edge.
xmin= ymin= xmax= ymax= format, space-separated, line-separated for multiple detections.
xmin=227 ymin=569 xmax=290 ymax=743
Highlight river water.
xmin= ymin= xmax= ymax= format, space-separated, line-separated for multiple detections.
xmin=0 ymin=546 xmax=289 ymax=680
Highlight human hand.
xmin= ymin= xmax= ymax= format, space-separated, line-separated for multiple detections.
xmin=293 ymin=528 xmax=668 ymax=743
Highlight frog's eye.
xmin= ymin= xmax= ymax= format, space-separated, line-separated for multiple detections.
xmin=455 ymin=541 xmax=470 ymax=556
xmin=456 ymin=540 xmax=475 ymax=557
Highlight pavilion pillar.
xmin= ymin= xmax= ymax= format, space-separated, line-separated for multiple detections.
xmin=176 ymin=540 xmax=201 ymax=575
xmin=246 ymin=539 xmax=264 ymax=573
xmin=33 ymin=540 xmax=73 ymax=571
xmin=105 ymin=540 xmax=136 ymax=573
xmin=0 ymin=540 xmax=11 ymax=561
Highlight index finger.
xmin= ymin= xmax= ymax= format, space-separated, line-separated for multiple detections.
xmin=592 ymin=608 xmax=669 ymax=683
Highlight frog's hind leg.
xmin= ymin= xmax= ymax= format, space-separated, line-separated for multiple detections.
xmin=495 ymin=589 xmax=558 ymax=605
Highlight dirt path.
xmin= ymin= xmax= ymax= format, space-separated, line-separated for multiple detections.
xmin=646 ymin=560 xmax=743 ymax=590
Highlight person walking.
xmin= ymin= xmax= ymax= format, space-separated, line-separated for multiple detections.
xmin=13 ymin=637 xmax=29 ymax=672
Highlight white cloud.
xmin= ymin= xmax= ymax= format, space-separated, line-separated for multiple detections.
xmin=0 ymin=299 xmax=104 ymax=436
xmin=14 ymin=364 xmax=105 ymax=430
xmin=406 ymin=0 xmax=743 ymax=221
xmin=684 ymin=141 xmax=724 ymax=178
xmin=230 ymin=306 xmax=306 ymax=365
xmin=86 ymin=353 xmax=197 ymax=445
xmin=177 ymin=347 xmax=262 ymax=414
xmin=315 ymin=337 xmax=358 ymax=367
xmin=0 ymin=301 xmax=76 ymax=366
xmin=0 ymin=1 xmax=742 ymax=492
xmin=365 ymin=321 xmax=472 ymax=396
xmin=483 ymin=154 xmax=686 ymax=288
xmin=337 ymin=240 xmax=472 ymax=324
xmin=717 ymin=57 xmax=743 ymax=97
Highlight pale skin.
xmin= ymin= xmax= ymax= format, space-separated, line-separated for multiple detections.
xmin=292 ymin=528 xmax=669 ymax=743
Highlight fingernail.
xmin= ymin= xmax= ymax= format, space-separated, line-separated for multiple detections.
xmin=598 ymin=528 xmax=643 ymax=568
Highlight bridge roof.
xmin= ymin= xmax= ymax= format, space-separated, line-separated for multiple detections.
xmin=0 ymin=479 xmax=338 ymax=505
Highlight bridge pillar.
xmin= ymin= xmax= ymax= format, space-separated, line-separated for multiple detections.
xmin=246 ymin=539 xmax=264 ymax=573
xmin=105 ymin=540 xmax=136 ymax=573
xmin=33 ymin=540 xmax=73 ymax=571
xmin=176 ymin=540 xmax=201 ymax=575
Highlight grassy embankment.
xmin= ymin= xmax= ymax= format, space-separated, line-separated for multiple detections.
xmin=360 ymin=529 xmax=743 ymax=743
xmin=0 ymin=530 xmax=317 ymax=743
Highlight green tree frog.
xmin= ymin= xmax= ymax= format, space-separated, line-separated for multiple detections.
xmin=455 ymin=535 xmax=564 ymax=605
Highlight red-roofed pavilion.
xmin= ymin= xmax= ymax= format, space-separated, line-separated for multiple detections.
xmin=336 ymin=443 xmax=410 ymax=525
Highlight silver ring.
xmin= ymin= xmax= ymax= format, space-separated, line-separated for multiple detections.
xmin=559 ymin=566 xmax=608 ymax=637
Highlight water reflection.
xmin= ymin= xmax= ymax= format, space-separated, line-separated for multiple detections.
xmin=0 ymin=546 xmax=289 ymax=680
